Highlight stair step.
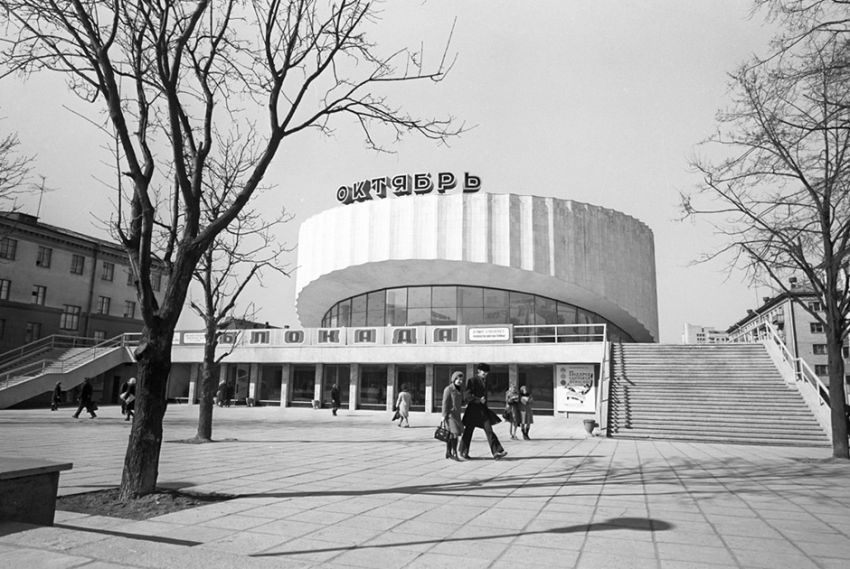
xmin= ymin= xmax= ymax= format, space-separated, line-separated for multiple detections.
xmin=608 ymin=343 xmax=828 ymax=446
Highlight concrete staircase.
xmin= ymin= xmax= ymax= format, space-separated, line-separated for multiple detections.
xmin=608 ymin=343 xmax=829 ymax=446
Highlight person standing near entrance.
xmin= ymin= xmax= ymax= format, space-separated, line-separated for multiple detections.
xmin=331 ymin=383 xmax=341 ymax=416
xmin=72 ymin=378 xmax=96 ymax=419
xmin=459 ymin=363 xmax=506 ymax=459
xmin=518 ymin=385 xmax=534 ymax=440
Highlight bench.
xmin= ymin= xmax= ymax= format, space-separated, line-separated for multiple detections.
xmin=0 ymin=457 xmax=73 ymax=526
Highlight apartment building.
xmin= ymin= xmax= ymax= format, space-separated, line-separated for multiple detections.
xmin=0 ymin=211 xmax=166 ymax=353
xmin=726 ymin=286 xmax=849 ymax=385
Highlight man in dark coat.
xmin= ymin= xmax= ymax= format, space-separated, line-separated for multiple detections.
xmin=330 ymin=384 xmax=341 ymax=416
xmin=458 ymin=363 xmax=506 ymax=460
xmin=50 ymin=381 xmax=62 ymax=411
xmin=72 ymin=378 xmax=97 ymax=419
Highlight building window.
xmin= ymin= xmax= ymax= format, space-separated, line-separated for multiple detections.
xmin=35 ymin=246 xmax=52 ymax=268
xmin=815 ymin=364 xmax=828 ymax=376
xmin=0 ymin=279 xmax=9 ymax=300
xmin=126 ymin=270 xmax=135 ymax=286
xmin=70 ymin=254 xmax=85 ymax=275
xmin=124 ymin=300 xmax=136 ymax=319
xmin=813 ymin=344 xmax=827 ymax=355
xmin=0 ymin=238 xmax=17 ymax=260
xmin=810 ymin=322 xmax=824 ymax=334
xmin=152 ymin=272 xmax=162 ymax=292
xmin=844 ymin=346 xmax=849 ymax=359
xmin=97 ymin=296 xmax=111 ymax=315
xmin=25 ymin=322 xmax=41 ymax=343
xmin=93 ymin=330 xmax=106 ymax=342
xmin=0 ymin=318 xmax=5 ymax=339
xmin=31 ymin=285 xmax=46 ymax=305
xmin=101 ymin=261 xmax=114 ymax=281
xmin=59 ymin=305 xmax=81 ymax=330
xmin=807 ymin=301 xmax=823 ymax=312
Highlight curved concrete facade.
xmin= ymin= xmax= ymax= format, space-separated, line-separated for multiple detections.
xmin=296 ymin=192 xmax=658 ymax=341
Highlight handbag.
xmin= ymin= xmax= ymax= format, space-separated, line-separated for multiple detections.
xmin=391 ymin=409 xmax=400 ymax=421
xmin=434 ymin=420 xmax=452 ymax=442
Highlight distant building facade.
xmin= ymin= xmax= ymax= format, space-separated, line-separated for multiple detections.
xmin=681 ymin=323 xmax=728 ymax=344
xmin=0 ymin=212 xmax=166 ymax=353
xmin=726 ymin=287 xmax=849 ymax=385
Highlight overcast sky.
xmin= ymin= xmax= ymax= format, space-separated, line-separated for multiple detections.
xmin=0 ymin=1 xmax=781 ymax=342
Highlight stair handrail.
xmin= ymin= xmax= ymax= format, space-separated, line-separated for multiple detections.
xmin=0 ymin=359 xmax=51 ymax=389
xmin=0 ymin=334 xmax=100 ymax=372
xmin=763 ymin=321 xmax=829 ymax=407
xmin=0 ymin=333 xmax=141 ymax=389
xmin=47 ymin=333 xmax=141 ymax=374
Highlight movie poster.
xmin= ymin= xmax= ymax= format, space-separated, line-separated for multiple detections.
xmin=555 ymin=364 xmax=596 ymax=413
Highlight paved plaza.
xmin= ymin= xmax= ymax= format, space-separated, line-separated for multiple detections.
xmin=0 ymin=405 xmax=849 ymax=568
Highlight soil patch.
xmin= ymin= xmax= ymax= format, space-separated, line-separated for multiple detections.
xmin=57 ymin=488 xmax=233 ymax=520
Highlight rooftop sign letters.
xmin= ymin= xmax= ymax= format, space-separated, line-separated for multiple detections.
xmin=336 ymin=171 xmax=481 ymax=205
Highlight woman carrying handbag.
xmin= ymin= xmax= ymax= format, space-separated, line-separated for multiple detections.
xmin=441 ymin=371 xmax=465 ymax=460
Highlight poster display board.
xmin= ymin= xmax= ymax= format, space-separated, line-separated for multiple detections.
xmin=555 ymin=364 xmax=596 ymax=413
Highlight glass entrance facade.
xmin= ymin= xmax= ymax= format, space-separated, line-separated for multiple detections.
xmin=321 ymin=285 xmax=633 ymax=343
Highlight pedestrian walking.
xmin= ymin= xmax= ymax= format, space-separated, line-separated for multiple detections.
xmin=396 ymin=385 xmax=411 ymax=427
xmin=121 ymin=377 xmax=137 ymax=421
xmin=118 ymin=378 xmax=130 ymax=415
xmin=50 ymin=381 xmax=62 ymax=411
xmin=505 ymin=385 xmax=521 ymax=439
xmin=459 ymin=363 xmax=506 ymax=459
xmin=72 ymin=377 xmax=97 ymax=419
xmin=441 ymin=371 xmax=465 ymax=460
xmin=519 ymin=385 xmax=534 ymax=440
xmin=331 ymin=383 xmax=341 ymax=416
xmin=215 ymin=381 xmax=226 ymax=407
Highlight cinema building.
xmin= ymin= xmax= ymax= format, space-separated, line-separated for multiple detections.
xmin=167 ymin=176 xmax=659 ymax=419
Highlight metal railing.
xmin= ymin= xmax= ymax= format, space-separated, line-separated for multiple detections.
xmin=0 ymin=333 xmax=140 ymax=390
xmin=513 ymin=323 xmax=607 ymax=343
xmin=0 ymin=334 xmax=102 ymax=374
xmin=762 ymin=321 xmax=830 ymax=408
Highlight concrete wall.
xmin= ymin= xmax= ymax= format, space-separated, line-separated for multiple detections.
xmin=296 ymin=192 xmax=658 ymax=341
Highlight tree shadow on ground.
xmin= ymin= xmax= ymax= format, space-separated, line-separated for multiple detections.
xmin=225 ymin=454 xmax=850 ymax=504
xmin=250 ymin=517 xmax=673 ymax=558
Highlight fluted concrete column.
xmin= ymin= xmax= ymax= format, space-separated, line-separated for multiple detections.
xmin=425 ymin=364 xmax=434 ymax=413
xmin=248 ymin=363 xmax=260 ymax=404
xmin=280 ymin=363 xmax=291 ymax=407
xmin=349 ymin=363 xmax=359 ymax=411
xmin=386 ymin=363 xmax=396 ymax=411
xmin=187 ymin=364 xmax=199 ymax=405
xmin=314 ymin=363 xmax=324 ymax=405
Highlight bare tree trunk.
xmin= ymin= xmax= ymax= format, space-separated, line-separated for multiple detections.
xmin=826 ymin=327 xmax=849 ymax=458
xmin=119 ymin=328 xmax=172 ymax=499
xmin=195 ymin=335 xmax=219 ymax=441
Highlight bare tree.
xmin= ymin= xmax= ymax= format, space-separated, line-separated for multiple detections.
xmin=0 ymin=0 xmax=462 ymax=499
xmin=190 ymin=194 xmax=291 ymax=441
xmin=0 ymin=129 xmax=33 ymax=207
xmin=684 ymin=34 xmax=850 ymax=458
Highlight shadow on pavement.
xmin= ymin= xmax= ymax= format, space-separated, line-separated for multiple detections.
xmin=251 ymin=517 xmax=674 ymax=557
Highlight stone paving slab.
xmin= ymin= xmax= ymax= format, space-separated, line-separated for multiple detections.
xmin=0 ymin=405 xmax=849 ymax=568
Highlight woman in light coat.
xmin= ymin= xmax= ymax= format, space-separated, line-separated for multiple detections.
xmin=505 ymin=386 xmax=521 ymax=439
xmin=519 ymin=385 xmax=534 ymax=440
xmin=396 ymin=385 xmax=412 ymax=427
xmin=441 ymin=371 xmax=465 ymax=460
